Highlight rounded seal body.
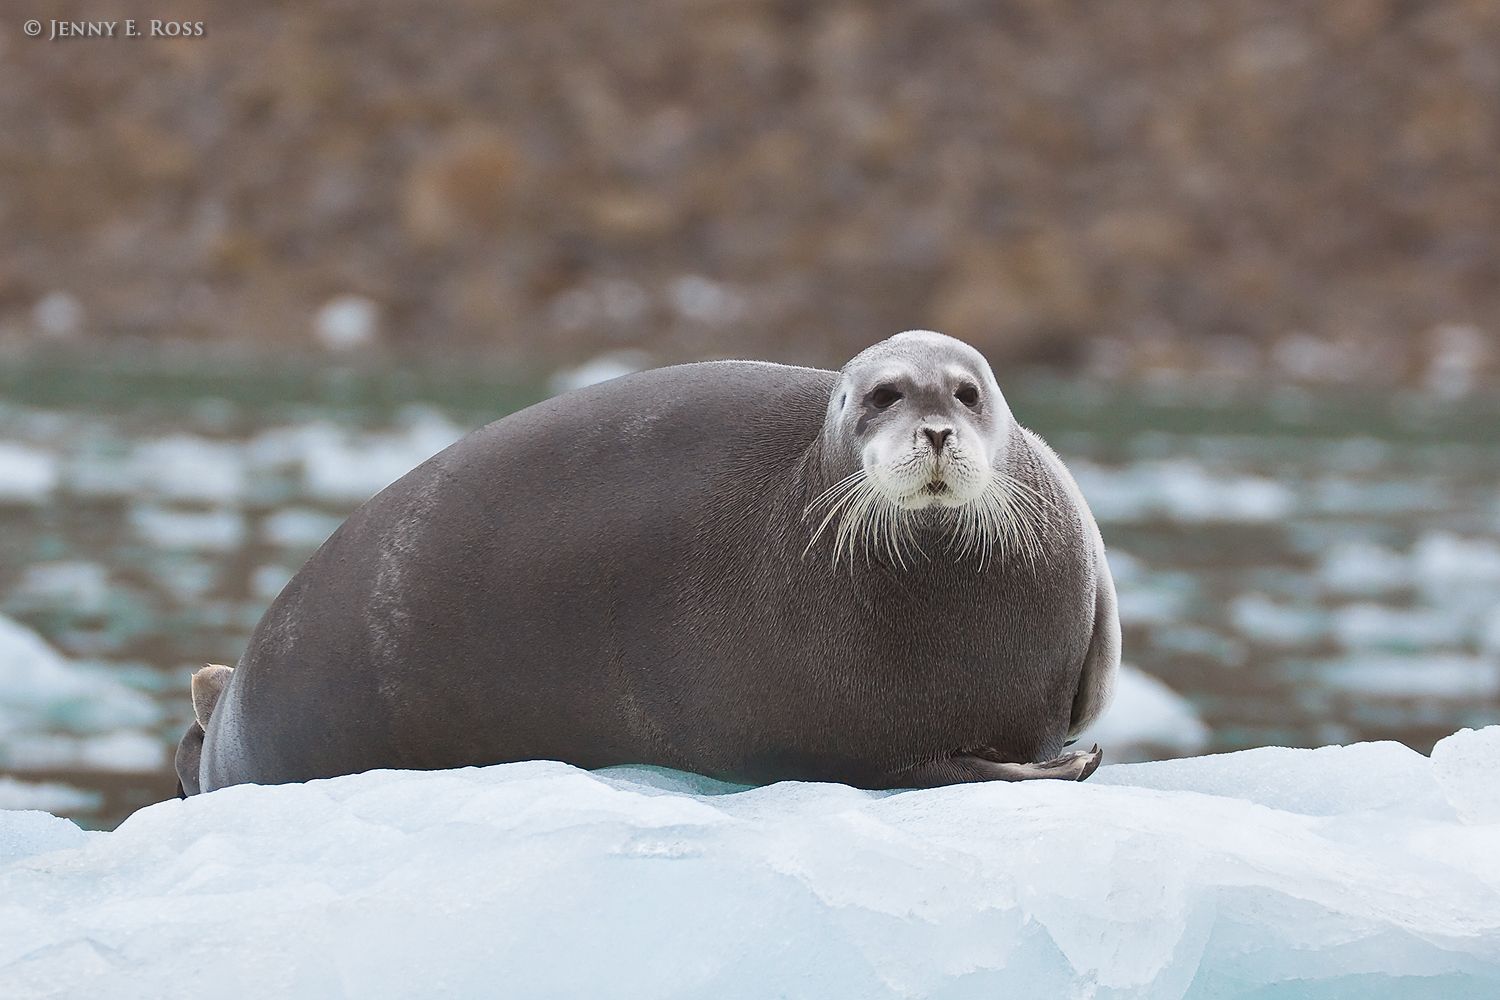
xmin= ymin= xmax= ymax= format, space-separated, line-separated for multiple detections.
xmin=196 ymin=332 xmax=1118 ymax=792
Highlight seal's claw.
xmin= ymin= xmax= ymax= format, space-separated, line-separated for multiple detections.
xmin=1029 ymin=746 xmax=1102 ymax=782
xmin=879 ymin=744 xmax=1104 ymax=788
xmin=1078 ymin=744 xmax=1103 ymax=781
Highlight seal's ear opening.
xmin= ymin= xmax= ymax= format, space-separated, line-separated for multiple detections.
xmin=191 ymin=663 xmax=234 ymax=727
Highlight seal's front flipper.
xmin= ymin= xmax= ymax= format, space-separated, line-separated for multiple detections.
xmin=175 ymin=663 xmax=234 ymax=798
xmin=883 ymin=744 xmax=1103 ymax=788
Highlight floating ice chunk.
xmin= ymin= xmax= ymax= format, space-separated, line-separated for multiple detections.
xmin=61 ymin=450 xmax=136 ymax=499
xmin=1077 ymin=664 xmax=1209 ymax=759
xmin=1150 ymin=625 xmax=1247 ymax=667
xmin=260 ymin=508 xmax=343 ymax=549
xmin=2 ymin=730 xmax=166 ymax=772
xmin=131 ymin=435 xmax=246 ymax=504
xmin=148 ymin=555 xmax=220 ymax=604
xmin=550 ymin=350 xmax=652 ymax=394
xmin=0 ymin=441 xmax=58 ymax=504
xmin=1431 ymin=727 xmax=1500 ymax=824
xmin=1309 ymin=476 xmax=1450 ymax=516
xmin=1332 ymin=603 xmax=1467 ymax=651
xmin=549 ymin=283 xmax=650 ymax=333
xmin=669 ymin=275 xmax=745 ymax=324
xmin=314 ymin=294 xmax=380 ymax=351
xmin=1104 ymin=548 xmax=1145 ymax=583
xmin=298 ymin=439 xmax=415 ymax=504
xmin=243 ymin=420 xmax=343 ymax=469
xmin=1229 ymin=593 xmax=1328 ymax=646
xmin=0 ymin=778 xmax=102 ymax=814
xmin=1317 ymin=540 xmax=1410 ymax=596
xmin=31 ymin=291 xmax=84 ymax=338
xmin=0 ymin=614 xmax=160 ymax=737
xmin=298 ymin=412 xmax=468 ymax=504
xmin=129 ymin=504 xmax=246 ymax=552
xmin=1115 ymin=582 xmax=1192 ymax=626
xmin=1316 ymin=654 xmax=1500 ymax=700
xmin=251 ymin=565 xmax=296 ymax=601
xmin=1412 ymin=532 xmax=1500 ymax=590
xmin=1071 ymin=459 xmax=1293 ymax=523
xmin=12 ymin=562 xmax=112 ymax=617
xmin=244 ymin=411 xmax=468 ymax=504
xmin=2 ymin=736 xmax=1498 ymax=997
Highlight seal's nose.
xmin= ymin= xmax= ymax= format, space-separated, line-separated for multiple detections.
xmin=923 ymin=427 xmax=952 ymax=453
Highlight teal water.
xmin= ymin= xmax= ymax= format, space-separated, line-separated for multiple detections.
xmin=2 ymin=352 xmax=1498 ymax=828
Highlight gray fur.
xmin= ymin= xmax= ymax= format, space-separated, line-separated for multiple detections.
xmin=186 ymin=331 xmax=1119 ymax=794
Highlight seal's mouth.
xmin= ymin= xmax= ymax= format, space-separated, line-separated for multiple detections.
xmin=923 ymin=480 xmax=949 ymax=496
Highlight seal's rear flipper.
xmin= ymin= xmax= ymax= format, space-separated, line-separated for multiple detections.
xmin=177 ymin=663 xmax=233 ymax=797
xmin=174 ymin=722 xmax=204 ymax=796
xmin=192 ymin=663 xmax=233 ymax=727
xmin=884 ymin=744 xmax=1104 ymax=787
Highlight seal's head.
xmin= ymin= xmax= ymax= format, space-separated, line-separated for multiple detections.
xmin=825 ymin=330 xmax=1011 ymax=507
xmin=811 ymin=330 xmax=1032 ymax=565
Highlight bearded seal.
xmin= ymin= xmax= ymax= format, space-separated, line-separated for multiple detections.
xmin=182 ymin=330 xmax=1118 ymax=794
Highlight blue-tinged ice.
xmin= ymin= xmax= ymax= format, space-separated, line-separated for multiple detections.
xmin=2 ymin=729 xmax=1497 ymax=998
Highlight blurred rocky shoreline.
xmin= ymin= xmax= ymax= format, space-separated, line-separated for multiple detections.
xmin=3 ymin=1 xmax=1498 ymax=388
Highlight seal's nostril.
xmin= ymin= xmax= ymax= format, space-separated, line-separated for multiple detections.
xmin=923 ymin=428 xmax=952 ymax=452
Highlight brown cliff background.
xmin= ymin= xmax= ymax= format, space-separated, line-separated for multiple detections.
xmin=3 ymin=0 xmax=1499 ymax=383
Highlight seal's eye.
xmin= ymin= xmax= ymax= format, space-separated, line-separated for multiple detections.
xmin=868 ymin=385 xmax=903 ymax=410
xmin=955 ymin=384 xmax=980 ymax=409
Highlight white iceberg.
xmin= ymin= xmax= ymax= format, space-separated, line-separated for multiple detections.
xmin=128 ymin=504 xmax=247 ymax=553
xmin=0 ymin=614 xmax=162 ymax=771
xmin=2 ymin=730 xmax=1497 ymax=998
xmin=549 ymin=350 xmax=652 ymax=394
xmin=313 ymin=294 xmax=381 ymax=351
xmin=1 ymin=730 xmax=166 ymax=773
xmin=1079 ymin=664 xmax=1210 ymax=758
xmin=1069 ymin=459 xmax=1294 ymax=524
xmin=259 ymin=507 xmax=345 ymax=549
xmin=0 ymin=778 xmax=101 ymax=814
xmin=129 ymin=434 xmax=248 ymax=505
xmin=10 ymin=561 xmax=112 ymax=618
xmin=0 ymin=614 xmax=160 ymax=735
xmin=0 ymin=441 xmax=58 ymax=505
xmin=1413 ymin=532 xmax=1500 ymax=592
xmin=282 ymin=412 xmax=468 ymax=505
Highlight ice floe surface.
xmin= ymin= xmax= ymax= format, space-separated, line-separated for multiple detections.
xmin=2 ymin=730 xmax=1497 ymax=999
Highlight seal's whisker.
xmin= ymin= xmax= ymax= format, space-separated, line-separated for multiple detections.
xmin=837 ymin=487 xmax=875 ymax=567
xmin=1003 ymin=482 xmax=1035 ymax=566
xmin=804 ymin=472 xmax=871 ymax=561
xmin=834 ymin=480 xmax=880 ymax=568
xmin=997 ymin=475 xmax=1050 ymax=567
xmin=812 ymin=468 xmax=1051 ymax=573
xmin=856 ymin=489 xmax=882 ymax=568
xmin=804 ymin=470 xmax=868 ymax=516
xmin=888 ymin=501 xmax=915 ymax=570
xmin=986 ymin=485 xmax=1010 ymax=568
